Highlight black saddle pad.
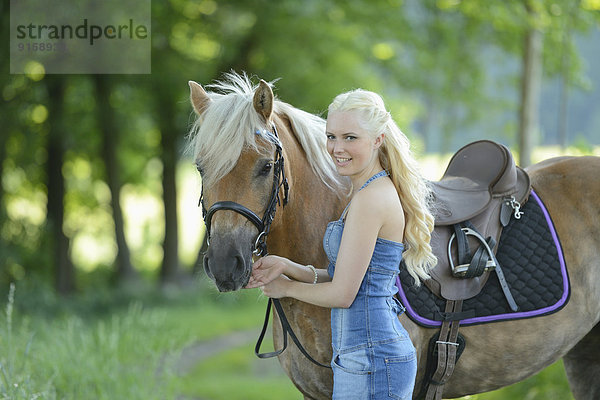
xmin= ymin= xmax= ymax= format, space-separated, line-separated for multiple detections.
xmin=396 ymin=190 xmax=570 ymax=327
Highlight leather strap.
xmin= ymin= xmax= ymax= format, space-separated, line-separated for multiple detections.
xmin=453 ymin=224 xmax=471 ymax=266
xmin=255 ymin=298 xmax=331 ymax=369
xmin=426 ymin=300 xmax=463 ymax=400
xmin=464 ymin=236 xmax=496 ymax=278
xmin=489 ymin=250 xmax=519 ymax=312
xmin=205 ymin=201 xmax=264 ymax=237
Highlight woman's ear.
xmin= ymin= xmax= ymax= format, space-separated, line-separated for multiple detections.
xmin=374 ymin=133 xmax=385 ymax=149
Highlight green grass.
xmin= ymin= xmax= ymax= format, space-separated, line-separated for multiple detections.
xmin=179 ymin=341 xmax=302 ymax=400
xmin=0 ymin=276 xmax=292 ymax=400
xmin=0 ymin=276 xmax=576 ymax=399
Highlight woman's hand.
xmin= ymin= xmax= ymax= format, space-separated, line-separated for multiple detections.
xmin=259 ymin=274 xmax=292 ymax=299
xmin=244 ymin=255 xmax=290 ymax=289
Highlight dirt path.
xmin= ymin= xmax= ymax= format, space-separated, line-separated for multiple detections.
xmin=175 ymin=328 xmax=262 ymax=375
xmin=171 ymin=327 xmax=289 ymax=400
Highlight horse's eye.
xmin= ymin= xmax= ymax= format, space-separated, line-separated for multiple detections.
xmin=195 ymin=162 xmax=204 ymax=175
xmin=259 ymin=162 xmax=273 ymax=177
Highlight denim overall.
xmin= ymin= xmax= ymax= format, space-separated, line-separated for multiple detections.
xmin=323 ymin=171 xmax=417 ymax=400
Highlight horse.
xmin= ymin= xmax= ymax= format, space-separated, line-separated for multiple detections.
xmin=186 ymin=72 xmax=600 ymax=400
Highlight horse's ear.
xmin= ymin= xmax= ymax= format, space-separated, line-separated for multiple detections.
xmin=189 ymin=80 xmax=211 ymax=115
xmin=253 ymin=79 xmax=273 ymax=122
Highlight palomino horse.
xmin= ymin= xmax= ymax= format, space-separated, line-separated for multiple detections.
xmin=187 ymin=72 xmax=600 ymax=399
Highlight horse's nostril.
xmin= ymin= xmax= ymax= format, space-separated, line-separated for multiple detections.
xmin=234 ymin=255 xmax=244 ymax=272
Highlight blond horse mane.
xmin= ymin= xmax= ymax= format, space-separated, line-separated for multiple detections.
xmin=186 ymin=72 xmax=347 ymax=194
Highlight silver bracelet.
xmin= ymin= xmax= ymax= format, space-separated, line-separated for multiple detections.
xmin=307 ymin=265 xmax=318 ymax=284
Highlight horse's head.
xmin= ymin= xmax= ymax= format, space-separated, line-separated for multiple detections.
xmin=188 ymin=75 xmax=288 ymax=292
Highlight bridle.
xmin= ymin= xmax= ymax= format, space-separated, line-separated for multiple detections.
xmin=199 ymin=123 xmax=289 ymax=257
xmin=198 ymin=122 xmax=331 ymax=369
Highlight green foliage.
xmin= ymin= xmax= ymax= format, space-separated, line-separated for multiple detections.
xmin=2 ymin=0 xmax=600 ymax=285
xmin=0 ymin=283 xmax=178 ymax=399
xmin=0 ymin=276 xmax=278 ymax=399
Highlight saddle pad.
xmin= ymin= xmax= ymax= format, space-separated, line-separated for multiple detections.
xmin=396 ymin=189 xmax=570 ymax=328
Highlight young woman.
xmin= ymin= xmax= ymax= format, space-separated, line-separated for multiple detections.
xmin=245 ymin=89 xmax=437 ymax=399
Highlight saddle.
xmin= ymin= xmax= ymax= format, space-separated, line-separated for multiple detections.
xmin=417 ymin=140 xmax=531 ymax=400
xmin=426 ymin=140 xmax=531 ymax=301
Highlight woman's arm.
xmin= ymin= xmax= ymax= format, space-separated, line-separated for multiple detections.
xmin=257 ymin=188 xmax=388 ymax=308
xmin=245 ymin=256 xmax=330 ymax=289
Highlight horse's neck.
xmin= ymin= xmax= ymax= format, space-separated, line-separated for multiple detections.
xmin=269 ymin=122 xmax=346 ymax=266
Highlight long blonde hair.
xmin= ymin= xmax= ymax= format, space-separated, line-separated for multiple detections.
xmin=328 ymin=89 xmax=437 ymax=285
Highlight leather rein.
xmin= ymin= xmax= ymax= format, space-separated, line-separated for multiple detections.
xmin=199 ymin=124 xmax=331 ymax=369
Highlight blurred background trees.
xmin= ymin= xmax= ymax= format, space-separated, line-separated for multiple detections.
xmin=1 ymin=0 xmax=599 ymax=294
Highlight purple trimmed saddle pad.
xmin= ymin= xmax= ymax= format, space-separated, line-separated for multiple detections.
xmin=396 ymin=190 xmax=570 ymax=327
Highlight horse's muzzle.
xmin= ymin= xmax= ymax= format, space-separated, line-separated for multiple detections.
xmin=203 ymin=249 xmax=251 ymax=292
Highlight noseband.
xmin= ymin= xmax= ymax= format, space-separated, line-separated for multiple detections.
xmin=199 ymin=124 xmax=289 ymax=257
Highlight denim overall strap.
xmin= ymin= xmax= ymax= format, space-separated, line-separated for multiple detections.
xmin=358 ymin=170 xmax=389 ymax=191
xmin=340 ymin=170 xmax=390 ymax=220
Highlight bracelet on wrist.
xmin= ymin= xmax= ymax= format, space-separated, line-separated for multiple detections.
xmin=307 ymin=265 xmax=318 ymax=284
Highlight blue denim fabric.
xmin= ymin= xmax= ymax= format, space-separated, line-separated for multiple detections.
xmin=323 ymin=171 xmax=417 ymax=399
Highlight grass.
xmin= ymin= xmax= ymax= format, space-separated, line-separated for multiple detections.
xmin=179 ymin=341 xmax=302 ymax=400
xmin=0 ymin=274 xmax=577 ymax=400
xmin=0 ymin=275 xmax=293 ymax=400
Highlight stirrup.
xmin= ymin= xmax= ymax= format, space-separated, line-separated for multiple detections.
xmin=448 ymin=227 xmax=497 ymax=277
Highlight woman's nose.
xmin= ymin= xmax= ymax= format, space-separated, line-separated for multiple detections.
xmin=331 ymin=140 xmax=344 ymax=153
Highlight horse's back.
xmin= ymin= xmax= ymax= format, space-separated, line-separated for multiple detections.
xmin=527 ymin=155 xmax=600 ymax=188
xmin=429 ymin=155 xmax=600 ymax=399
xmin=525 ymin=155 xmax=600 ymax=400
xmin=527 ymin=156 xmax=600 ymax=238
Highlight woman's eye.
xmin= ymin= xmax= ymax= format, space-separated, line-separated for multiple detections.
xmin=326 ymin=134 xmax=335 ymax=140
xmin=345 ymin=136 xmax=356 ymax=141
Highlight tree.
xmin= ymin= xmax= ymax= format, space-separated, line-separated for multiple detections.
xmin=518 ymin=0 xmax=544 ymax=167
xmin=45 ymin=76 xmax=75 ymax=294
xmin=93 ymin=75 xmax=138 ymax=282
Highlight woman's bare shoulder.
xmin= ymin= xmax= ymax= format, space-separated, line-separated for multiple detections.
xmin=352 ymin=178 xmax=403 ymax=217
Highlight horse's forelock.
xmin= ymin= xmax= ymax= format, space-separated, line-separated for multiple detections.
xmin=188 ymin=85 xmax=271 ymax=187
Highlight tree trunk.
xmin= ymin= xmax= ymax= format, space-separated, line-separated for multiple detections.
xmin=518 ymin=7 xmax=544 ymax=167
xmin=421 ymin=96 xmax=437 ymax=153
xmin=0 ymin=130 xmax=7 ymax=275
xmin=46 ymin=77 xmax=75 ymax=294
xmin=158 ymin=97 xmax=180 ymax=285
xmin=558 ymin=15 xmax=572 ymax=149
xmin=93 ymin=75 xmax=138 ymax=282
xmin=0 ymin=132 xmax=6 ymax=222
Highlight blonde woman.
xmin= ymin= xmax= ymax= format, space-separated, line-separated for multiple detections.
xmin=245 ymin=89 xmax=437 ymax=399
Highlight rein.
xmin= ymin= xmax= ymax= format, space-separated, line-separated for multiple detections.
xmin=255 ymin=297 xmax=332 ymax=369
xmin=199 ymin=123 xmax=330 ymax=369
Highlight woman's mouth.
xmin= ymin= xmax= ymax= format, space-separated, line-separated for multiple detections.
xmin=335 ymin=157 xmax=351 ymax=166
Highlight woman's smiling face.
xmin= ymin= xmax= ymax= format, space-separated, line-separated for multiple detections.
xmin=326 ymin=111 xmax=383 ymax=180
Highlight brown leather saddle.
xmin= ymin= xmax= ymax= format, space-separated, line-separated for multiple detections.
xmin=426 ymin=140 xmax=531 ymax=301
xmin=418 ymin=140 xmax=531 ymax=400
